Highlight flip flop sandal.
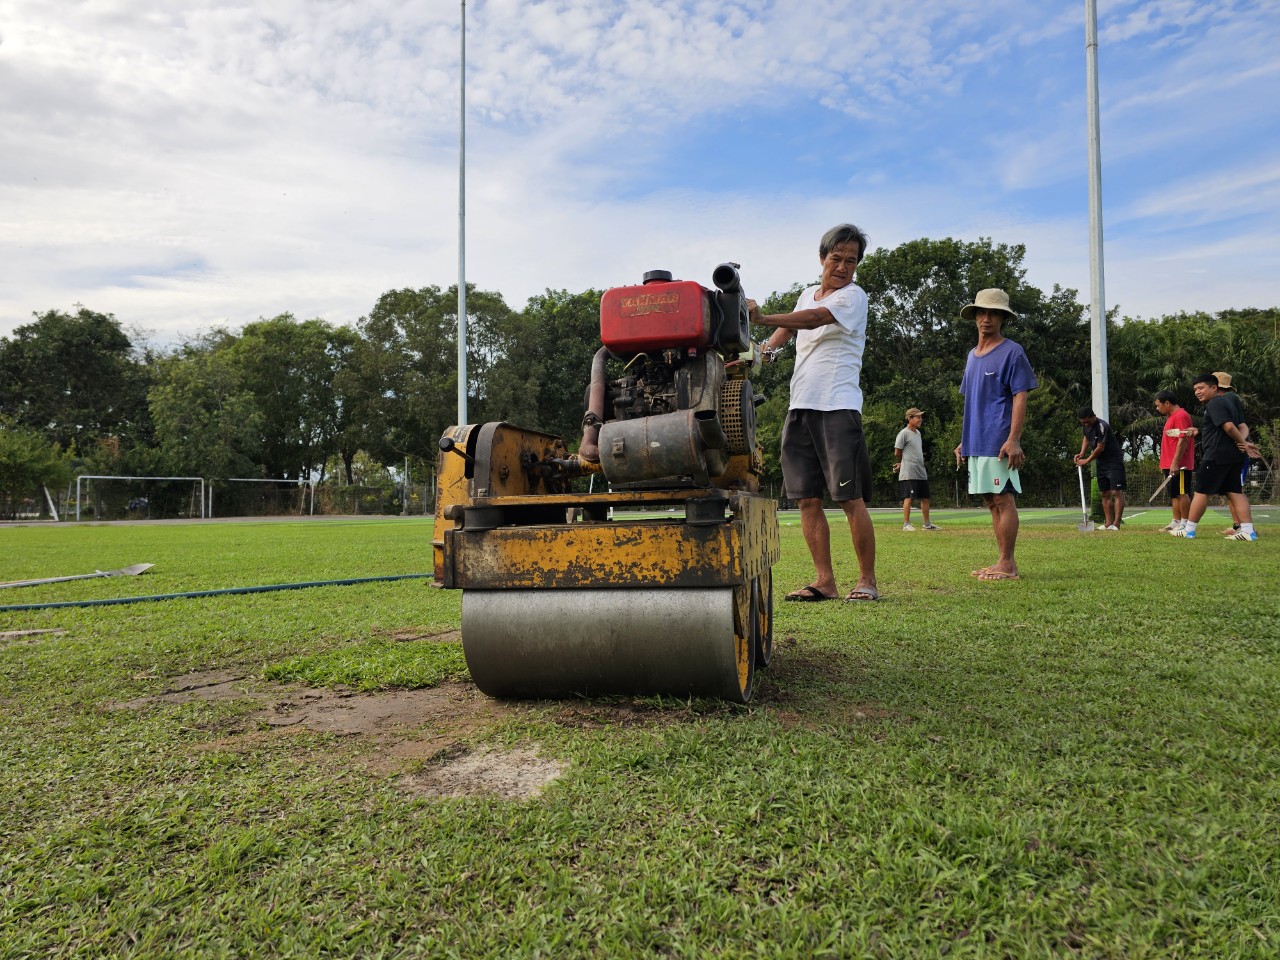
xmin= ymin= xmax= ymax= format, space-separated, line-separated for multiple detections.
xmin=785 ymin=584 xmax=835 ymax=602
xmin=843 ymin=586 xmax=880 ymax=602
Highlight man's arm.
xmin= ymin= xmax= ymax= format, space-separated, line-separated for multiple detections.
xmin=761 ymin=327 xmax=797 ymax=354
xmin=747 ymin=300 xmax=837 ymax=332
xmin=1223 ymin=420 xmax=1263 ymax=458
xmin=1000 ymin=391 xmax=1028 ymax=469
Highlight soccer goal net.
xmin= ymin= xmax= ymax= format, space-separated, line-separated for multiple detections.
xmin=74 ymin=476 xmax=206 ymax=521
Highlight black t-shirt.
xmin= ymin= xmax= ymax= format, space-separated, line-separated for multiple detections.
xmin=1201 ymin=394 xmax=1246 ymax=465
xmin=1084 ymin=419 xmax=1124 ymax=467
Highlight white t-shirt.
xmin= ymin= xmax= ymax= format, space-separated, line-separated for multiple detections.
xmin=788 ymin=282 xmax=869 ymax=411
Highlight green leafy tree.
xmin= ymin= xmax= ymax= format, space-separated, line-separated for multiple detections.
xmin=0 ymin=415 xmax=74 ymax=516
xmin=222 ymin=315 xmax=351 ymax=481
xmin=148 ymin=349 xmax=263 ymax=478
xmin=351 ymin=284 xmax=518 ymax=465
xmin=474 ymin=288 xmax=604 ymax=445
xmin=0 ymin=307 xmax=152 ymax=455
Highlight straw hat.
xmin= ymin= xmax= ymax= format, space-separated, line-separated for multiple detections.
xmin=1211 ymin=371 xmax=1234 ymax=390
xmin=960 ymin=288 xmax=1017 ymax=321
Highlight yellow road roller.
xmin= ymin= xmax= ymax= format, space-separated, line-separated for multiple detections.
xmin=433 ymin=265 xmax=780 ymax=703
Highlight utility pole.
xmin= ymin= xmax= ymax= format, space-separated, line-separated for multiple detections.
xmin=1086 ymin=0 xmax=1110 ymax=419
xmin=457 ymin=0 xmax=468 ymax=425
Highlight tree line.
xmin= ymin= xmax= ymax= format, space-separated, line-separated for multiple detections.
xmin=2 ymin=237 xmax=1277 ymax=517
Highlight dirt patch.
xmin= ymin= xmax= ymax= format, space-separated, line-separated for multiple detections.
xmin=0 ymin=628 xmax=67 ymax=644
xmin=112 ymin=670 xmax=565 ymax=799
xmin=400 ymin=746 xmax=567 ymax=800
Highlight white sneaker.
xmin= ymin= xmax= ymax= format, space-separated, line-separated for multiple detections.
xmin=1168 ymin=524 xmax=1185 ymax=536
xmin=902 ymin=523 xmax=916 ymax=531
xmin=1226 ymin=530 xmax=1258 ymax=541
xmin=1176 ymin=528 xmax=1196 ymax=539
xmin=1104 ymin=525 xmax=1119 ymax=531
xmin=922 ymin=523 xmax=940 ymax=530
xmin=1159 ymin=521 xmax=1176 ymax=532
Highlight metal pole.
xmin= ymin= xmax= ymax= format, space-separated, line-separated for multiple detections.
xmin=457 ymin=0 xmax=468 ymax=425
xmin=1086 ymin=0 xmax=1109 ymax=419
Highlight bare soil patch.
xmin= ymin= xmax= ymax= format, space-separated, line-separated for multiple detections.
xmin=400 ymin=746 xmax=567 ymax=800
xmin=113 ymin=669 xmax=567 ymax=799
xmin=0 ymin=628 xmax=66 ymax=644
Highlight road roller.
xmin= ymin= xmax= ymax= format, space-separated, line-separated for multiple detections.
xmin=432 ymin=264 xmax=780 ymax=703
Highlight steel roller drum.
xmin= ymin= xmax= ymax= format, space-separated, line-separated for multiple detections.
xmin=462 ymin=588 xmax=747 ymax=701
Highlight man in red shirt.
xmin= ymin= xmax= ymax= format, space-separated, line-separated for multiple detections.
xmin=1155 ymin=390 xmax=1194 ymax=534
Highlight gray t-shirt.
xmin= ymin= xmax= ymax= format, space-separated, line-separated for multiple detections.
xmin=894 ymin=427 xmax=927 ymax=480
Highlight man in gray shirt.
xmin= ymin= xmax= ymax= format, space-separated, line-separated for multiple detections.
xmin=893 ymin=407 xmax=939 ymax=530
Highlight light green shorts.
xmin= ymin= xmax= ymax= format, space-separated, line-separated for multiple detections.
xmin=968 ymin=456 xmax=1021 ymax=496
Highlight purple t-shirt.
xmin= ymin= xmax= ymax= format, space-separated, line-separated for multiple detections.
xmin=959 ymin=339 xmax=1037 ymax=457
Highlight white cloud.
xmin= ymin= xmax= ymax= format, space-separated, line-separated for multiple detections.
xmin=1 ymin=0 xmax=1278 ymax=345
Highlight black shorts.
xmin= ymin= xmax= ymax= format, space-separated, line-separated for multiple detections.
xmin=781 ymin=409 xmax=872 ymax=502
xmin=1163 ymin=468 xmax=1194 ymax=498
xmin=898 ymin=478 xmax=931 ymax=501
xmin=1096 ymin=463 xmax=1126 ymax=491
xmin=1196 ymin=460 xmax=1244 ymax=496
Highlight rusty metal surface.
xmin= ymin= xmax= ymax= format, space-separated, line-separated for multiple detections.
xmin=442 ymin=490 xmax=779 ymax=591
xmin=446 ymin=520 xmax=742 ymax=589
xmin=432 ymin=424 xmax=479 ymax=583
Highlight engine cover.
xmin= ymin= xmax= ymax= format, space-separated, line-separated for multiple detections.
xmin=600 ymin=279 xmax=712 ymax=354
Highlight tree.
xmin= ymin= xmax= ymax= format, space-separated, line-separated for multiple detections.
xmin=0 ymin=307 xmax=152 ymax=455
xmin=475 ymin=288 xmax=604 ymax=444
xmin=148 ymin=349 xmax=263 ymax=478
xmin=0 ymin=415 xmax=73 ymax=517
xmin=350 ymin=284 xmax=518 ymax=465
xmin=222 ymin=315 xmax=351 ymax=481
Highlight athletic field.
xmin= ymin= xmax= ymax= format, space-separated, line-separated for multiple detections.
xmin=2 ymin=513 xmax=1276 ymax=957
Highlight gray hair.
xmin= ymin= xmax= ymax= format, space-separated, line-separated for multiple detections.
xmin=819 ymin=223 xmax=869 ymax=261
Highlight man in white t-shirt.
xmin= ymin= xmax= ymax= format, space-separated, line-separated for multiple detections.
xmin=747 ymin=223 xmax=879 ymax=602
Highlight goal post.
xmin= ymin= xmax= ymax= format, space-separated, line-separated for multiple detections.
xmin=74 ymin=475 xmax=206 ymax=522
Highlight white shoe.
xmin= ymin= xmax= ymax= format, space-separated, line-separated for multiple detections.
xmin=1168 ymin=525 xmax=1185 ymax=536
xmin=902 ymin=523 xmax=916 ymax=531
xmin=1104 ymin=525 xmax=1119 ymax=531
xmin=1176 ymin=528 xmax=1196 ymax=539
xmin=1159 ymin=522 xmax=1176 ymax=532
xmin=922 ymin=523 xmax=940 ymax=530
xmin=1226 ymin=530 xmax=1258 ymax=541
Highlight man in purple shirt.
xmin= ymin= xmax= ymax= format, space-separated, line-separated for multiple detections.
xmin=953 ymin=289 xmax=1038 ymax=581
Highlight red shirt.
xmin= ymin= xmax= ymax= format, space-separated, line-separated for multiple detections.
xmin=1161 ymin=407 xmax=1194 ymax=470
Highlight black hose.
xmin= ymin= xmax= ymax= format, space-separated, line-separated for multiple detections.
xmin=0 ymin=574 xmax=432 ymax=613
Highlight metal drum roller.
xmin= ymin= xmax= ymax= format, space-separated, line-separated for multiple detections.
xmin=433 ymin=264 xmax=779 ymax=703
xmin=462 ymin=587 xmax=756 ymax=702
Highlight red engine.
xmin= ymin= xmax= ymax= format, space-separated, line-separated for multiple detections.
xmin=599 ymin=266 xmax=750 ymax=357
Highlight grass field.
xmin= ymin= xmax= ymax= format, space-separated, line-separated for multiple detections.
xmin=2 ymin=510 xmax=1277 ymax=958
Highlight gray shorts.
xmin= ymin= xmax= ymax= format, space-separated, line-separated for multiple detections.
xmin=781 ymin=409 xmax=872 ymax=502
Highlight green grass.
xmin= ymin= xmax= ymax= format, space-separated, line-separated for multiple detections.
xmin=1 ymin=511 xmax=1277 ymax=958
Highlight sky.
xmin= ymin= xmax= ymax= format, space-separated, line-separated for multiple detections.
xmin=2 ymin=0 xmax=1278 ymax=346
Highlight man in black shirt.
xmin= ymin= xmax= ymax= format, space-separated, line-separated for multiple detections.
xmin=1074 ymin=408 xmax=1127 ymax=530
xmin=1177 ymin=373 xmax=1261 ymax=540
